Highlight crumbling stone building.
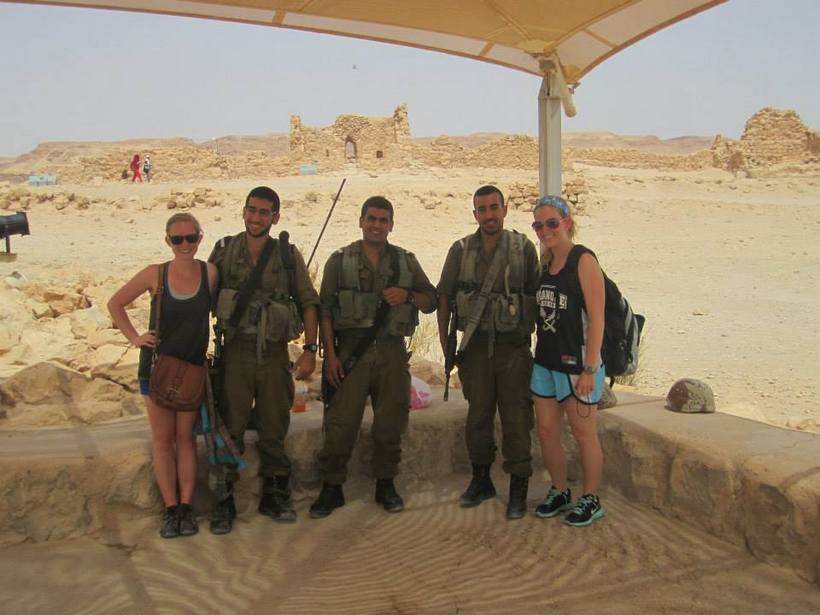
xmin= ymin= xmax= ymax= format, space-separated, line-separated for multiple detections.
xmin=711 ymin=107 xmax=820 ymax=173
xmin=289 ymin=104 xmax=412 ymax=170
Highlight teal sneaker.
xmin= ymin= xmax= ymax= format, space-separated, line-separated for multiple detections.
xmin=534 ymin=486 xmax=573 ymax=518
xmin=564 ymin=494 xmax=605 ymax=527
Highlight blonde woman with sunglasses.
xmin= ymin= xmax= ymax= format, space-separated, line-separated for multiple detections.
xmin=529 ymin=196 xmax=606 ymax=527
xmin=108 ymin=213 xmax=218 ymax=538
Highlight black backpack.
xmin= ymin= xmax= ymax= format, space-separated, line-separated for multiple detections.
xmin=567 ymin=245 xmax=645 ymax=384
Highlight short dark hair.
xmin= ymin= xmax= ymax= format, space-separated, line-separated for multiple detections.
xmin=472 ymin=184 xmax=504 ymax=208
xmin=360 ymin=196 xmax=394 ymax=222
xmin=245 ymin=186 xmax=280 ymax=213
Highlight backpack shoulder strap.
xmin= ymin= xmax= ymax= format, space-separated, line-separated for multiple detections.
xmin=566 ymin=244 xmax=594 ymax=297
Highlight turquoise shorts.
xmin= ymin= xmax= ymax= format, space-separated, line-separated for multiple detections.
xmin=530 ymin=363 xmax=605 ymax=406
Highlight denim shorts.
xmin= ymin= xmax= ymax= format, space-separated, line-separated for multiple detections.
xmin=530 ymin=363 xmax=605 ymax=405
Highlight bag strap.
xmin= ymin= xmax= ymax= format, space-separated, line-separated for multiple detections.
xmin=229 ymin=237 xmax=275 ymax=328
xmin=152 ymin=262 xmax=168 ymax=361
xmin=457 ymin=231 xmax=509 ymax=355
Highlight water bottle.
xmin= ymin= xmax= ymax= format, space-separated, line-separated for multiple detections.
xmin=292 ymin=381 xmax=307 ymax=413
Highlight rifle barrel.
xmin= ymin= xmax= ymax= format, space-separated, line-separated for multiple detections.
xmin=307 ymin=178 xmax=346 ymax=268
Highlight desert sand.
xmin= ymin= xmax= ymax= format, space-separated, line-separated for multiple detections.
xmin=2 ymin=475 xmax=820 ymax=614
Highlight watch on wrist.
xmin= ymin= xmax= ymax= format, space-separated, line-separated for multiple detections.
xmin=406 ymin=290 xmax=416 ymax=306
xmin=582 ymin=364 xmax=597 ymax=375
xmin=302 ymin=343 xmax=318 ymax=353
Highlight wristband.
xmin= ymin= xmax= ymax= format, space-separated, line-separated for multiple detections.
xmin=582 ymin=365 xmax=597 ymax=375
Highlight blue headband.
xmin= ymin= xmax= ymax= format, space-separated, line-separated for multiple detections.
xmin=534 ymin=195 xmax=570 ymax=217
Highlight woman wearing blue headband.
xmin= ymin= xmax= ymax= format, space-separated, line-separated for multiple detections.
xmin=529 ymin=195 xmax=606 ymax=527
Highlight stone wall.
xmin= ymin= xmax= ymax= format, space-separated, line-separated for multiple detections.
xmin=711 ymin=107 xmax=820 ymax=173
xmin=2 ymin=392 xmax=817 ymax=584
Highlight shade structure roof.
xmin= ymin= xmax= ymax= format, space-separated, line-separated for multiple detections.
xmin=9 ymin=0 xmax=726 ymax=83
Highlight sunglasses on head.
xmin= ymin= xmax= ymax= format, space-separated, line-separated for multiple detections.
xmin=531 ymin=218 xmax=562 ymax=231
xmin=168 ymin=233 xmax=200 ymax=245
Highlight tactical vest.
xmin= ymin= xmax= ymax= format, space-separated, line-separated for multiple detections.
xmin=331 ymin=241 xmax=418 ymax=337
xmin=454 ymin=229 xmax=535 ymax=335
xmin=214 ymin=234 xmax=303 ymax=343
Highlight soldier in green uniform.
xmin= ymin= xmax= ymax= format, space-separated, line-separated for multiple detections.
xmin=437 ymin=185 xmax=540 ymax=519
xmin=309 ymin=196 xmax=437 ymax=518
xmin=208 ymin=186 xmax=320 ymax=534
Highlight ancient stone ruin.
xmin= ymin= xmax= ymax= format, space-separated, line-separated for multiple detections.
xmin=711 ymin=107 xmax=820 ymax=173
xmin=1 ymin=106 xmax=817 ymax=183
xmin=290 ymin=104 xmax=411 ymax=168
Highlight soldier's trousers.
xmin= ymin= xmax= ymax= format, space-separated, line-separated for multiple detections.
xmin=318 ymin=337 xmax=411 ymax=484
xmin=458 ymin=338 xmax=534 ymax=477
xmin=221 ymin=336 xmax=294 ymax=479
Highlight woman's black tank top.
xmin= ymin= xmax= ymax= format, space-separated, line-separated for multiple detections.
xmin=533 ymin=244 xmax=590 ymax=374
xmin=138 ymin=261 xmax=210 ymax=380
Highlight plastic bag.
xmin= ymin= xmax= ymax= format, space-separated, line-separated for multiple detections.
xmin=410 ymin=375 xmax=432 ymax=410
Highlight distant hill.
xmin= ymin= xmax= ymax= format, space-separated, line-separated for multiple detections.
xmin=0 ymin=129 xmax=712 ymax=171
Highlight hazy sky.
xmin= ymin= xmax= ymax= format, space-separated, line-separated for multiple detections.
xmin=1 ymin=0 xmax=818 ymax=157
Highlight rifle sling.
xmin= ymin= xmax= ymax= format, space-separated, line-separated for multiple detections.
xmin=342 ymin=244 xmax=400 ymax=373
xmin=229 ymin=237 xmax=275 ymax=329
xmin=456 ymin=232 xmax=509 ymax=356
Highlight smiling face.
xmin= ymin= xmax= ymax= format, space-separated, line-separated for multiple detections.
xmin=473 ymin=191 xmax=507 ymax=236
xmin=359 ymin=205 xmax=393 ymax=246
xmin=243 ymin=195 xmax=279 ymax=238
xmin=165 ymin=219 xmax=202 ymax=259
xmin=532 ymin=205 xmax=571 ymax=250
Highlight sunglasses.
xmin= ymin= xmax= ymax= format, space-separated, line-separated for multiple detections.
xmin=168 ymin=233 xmax=200 ymax=245
xmin=531 ymin=218 xmax=562 ymax=231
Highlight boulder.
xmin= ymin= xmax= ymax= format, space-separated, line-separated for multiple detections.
xmin=67 ymin=305 xmax=111 ymax=340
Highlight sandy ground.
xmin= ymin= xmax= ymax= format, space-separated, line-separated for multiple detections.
xmin=1 ymin=474 xmax=819 ymax=614
xmin=2 ymin=165 xmax=818 ymax=432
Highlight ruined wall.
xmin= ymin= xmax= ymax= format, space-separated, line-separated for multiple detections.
xmin=741 ymin=108 xmax=818 ymax=166
xmin=289 ymin=103 xmax=412 ymax=170
xmin=710 ymin=108 xmax=819 ymax=173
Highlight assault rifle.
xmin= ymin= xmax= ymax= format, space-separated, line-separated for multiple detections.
xmin=443 ymin=299 xmax=459 ymax=401
xmin=322 ymin=245 xmax=399 ymax=409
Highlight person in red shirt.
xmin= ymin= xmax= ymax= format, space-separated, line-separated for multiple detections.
xmin=130 ymin=154 xmax=143 ymax=183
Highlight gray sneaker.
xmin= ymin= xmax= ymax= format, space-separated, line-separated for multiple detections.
xmin=159 ymin=506 xmax=180 ymax=539
xmin=178 ymin=504 xmax=199 ymax=537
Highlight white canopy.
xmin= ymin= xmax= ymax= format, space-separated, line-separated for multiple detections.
xmin=7 ymin=0 xmax=726 ymax=83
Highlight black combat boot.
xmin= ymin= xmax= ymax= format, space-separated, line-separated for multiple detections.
xmin=209 ymin=482 xmax=236 ymax=535
xmin=459 ymin=464 xmax=496 ymax=507
xmin=309 ymin=483 xmax=345 ymax=519
xmin=259 ymin=476 xmax=297 ymax=522
xmin=374 ymin=478 xmax=405 ymax=513
xmin=506 ymin=474 xmax=529 ymax=520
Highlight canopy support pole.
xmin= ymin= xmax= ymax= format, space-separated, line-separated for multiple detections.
xmin=538 ymin=73 xmax=562 ymax=197
xmin=537 ymin=54 xmax=576 ymax=198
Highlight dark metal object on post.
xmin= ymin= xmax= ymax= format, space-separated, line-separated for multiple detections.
xmin=0 ymin=211 xmax=30 ymax=256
